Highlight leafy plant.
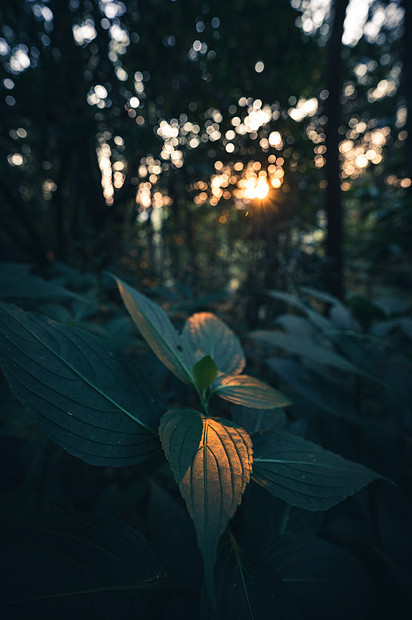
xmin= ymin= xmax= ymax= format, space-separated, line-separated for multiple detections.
xmin=247 ymin=287 xmax=412 ymax=617
xmin=250 ymin=287 xmax=412 ymax=437
xmin=0 ymin=277 xmax=384 ymax=617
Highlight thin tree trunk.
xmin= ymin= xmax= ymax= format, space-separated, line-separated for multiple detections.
xmin=401 ymin=0 xmax=412 ymax=182
xmin=0 ymin=162 xmax=52 ymax=265
xmin=324 ymin=0 xmax=349 ymax=299
xmin=48 ymin=0 xmax=110 ymax=264
xmin=184 ymin=199 xmax=199 ymax=289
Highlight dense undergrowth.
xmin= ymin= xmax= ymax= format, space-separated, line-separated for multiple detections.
xmin=0 ymin=261 xmax=411 ymax=619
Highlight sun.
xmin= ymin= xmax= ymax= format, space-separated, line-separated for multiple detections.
xmin=255 ymin=177 xmax=270 ymax=199
xmin=244 ymin=176 xmax=270 ymax=200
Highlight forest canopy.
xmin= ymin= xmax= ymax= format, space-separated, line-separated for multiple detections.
xmin=1 ymin=0 xmax=411 ymax=302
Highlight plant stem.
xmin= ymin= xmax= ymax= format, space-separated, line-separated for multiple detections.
xmin=278 ymin=504 xmax=292 ymax=537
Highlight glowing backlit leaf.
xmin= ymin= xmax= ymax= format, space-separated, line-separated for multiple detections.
xmin=182 ymin=312 xmax=246 ymax=375
xmin=159 ymin=408 xmax=253 ymax=598
xmin=213 ymin=374 xmax=291 ymax=409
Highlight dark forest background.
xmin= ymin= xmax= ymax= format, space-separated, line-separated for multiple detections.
xmin=1 ymin=0 xmax=411 ymax=303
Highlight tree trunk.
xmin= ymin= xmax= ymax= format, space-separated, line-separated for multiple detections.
xmin=324 ymin=0 xmax=350 ymax=299
xmin=49 ymin=0 xmax=110 ymax=265
xmin=0 ymin=161 xmax=53 ymax=265
xmin=401 ymin=0 xmax=412 ymax=182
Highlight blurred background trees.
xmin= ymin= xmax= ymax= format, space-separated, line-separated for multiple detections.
xmin=0 ymin=0 xmax=410 ymax=308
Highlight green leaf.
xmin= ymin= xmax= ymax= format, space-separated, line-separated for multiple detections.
xmin=267 ymin=358 xmax=362 ymax=426
xmin=159 ymin=408 xmax=253 ymax=598
xmin=265 ymin=534 xmax=372 ymax=620
xmin=213 ymin=374 xmax=292 ymax=409
xmin=250 ymin=330 xmax=359 ymax=373
xmin=300 ymin=286 xmax=347 ymax=310
xmin=329 ymin=333 xmax=375 ymax=374
xmin=252 ymin=431 xmax=381 ymax=510
xmin=147 ymin=483 xmax=202 ymax=588
xmin=0 ymin=262 xmax=83 ymax=302
xmin=0 ymin=302 xmax=163 ymax=466
xmin=232 ymin=405 xmax=287 ymax=434
xmin=182 ymin=312 xmax=246 ymax=375
xmin=0 ymin=512 xmax=166 ymax=619
xmin=266 ymin=291 xmax=332 ymax=332
xmin=113 ymin=275 xmax=195 ymax=384
xmin=193 ymin=355 xmax=218 ymax=393
xmin=201 ymin=537 xmax=304 ymax=619
xmin=348 ymin=295 xmax=387 ymax=329
xmin=274 ymin=314 xmax=318 ymax=340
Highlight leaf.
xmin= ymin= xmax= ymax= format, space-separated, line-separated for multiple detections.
xmin=266 ymin=291 xmax=332 ymax=332
xmin=0 ymin=262 xmax=83 ymax=302
xmin=250 ymin=330 xmax=359 ymax=374
xmin=147 ymin=483 xmax=202 ymax=588
xmin=0 ymin=302 xmax=163 ymax=466
xmin=375 ymin=296 xmax=410 ymax=316
xmin=252 ymin=430 xmax=381 ymax=511
xmin=348 ymin=295 xmax=387 ymax=329
xmin=265 ymin=534 xmax=372 ymax=620
xmin=213 ymin=374 xmax=291 ymax=409
xmin=289 ymin=287 xmax=357 ymax=331
xmin=374 ymin=550 xmax=412 ymax=606
xmin=329 ymin=332 xmax=375 ymax=374
xmin=182 ymin=312 xmax=246 ymax=375
xmin=113 ymin=275 xmax=195 ymax=385
xmin=372 ymin=316 xmax=412 ymax=341
xmin=274 ymin=314 xmax=318 ymax=340
xmin=374 ymin=485 xmax=412 ymax=604
xmin=300 ymin=286 xmax=346 ymax=310
xmin=0 ymin=512 xmax=165 ymax=620
xmin=159 ymin=408 xmax=253 ymax=598
xmin=232 ymin=404 xmax=287 ymax=434
xmin=201 ymin=538 xmax=304 ymax=620
xmin=267 ymin=358 xmax=362 ymax=425
xmin=193 ymin=355 xmax=218 ymax=393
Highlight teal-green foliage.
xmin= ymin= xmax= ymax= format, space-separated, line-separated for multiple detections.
xmin=0 ymin=263 xmax=395 ymax=617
